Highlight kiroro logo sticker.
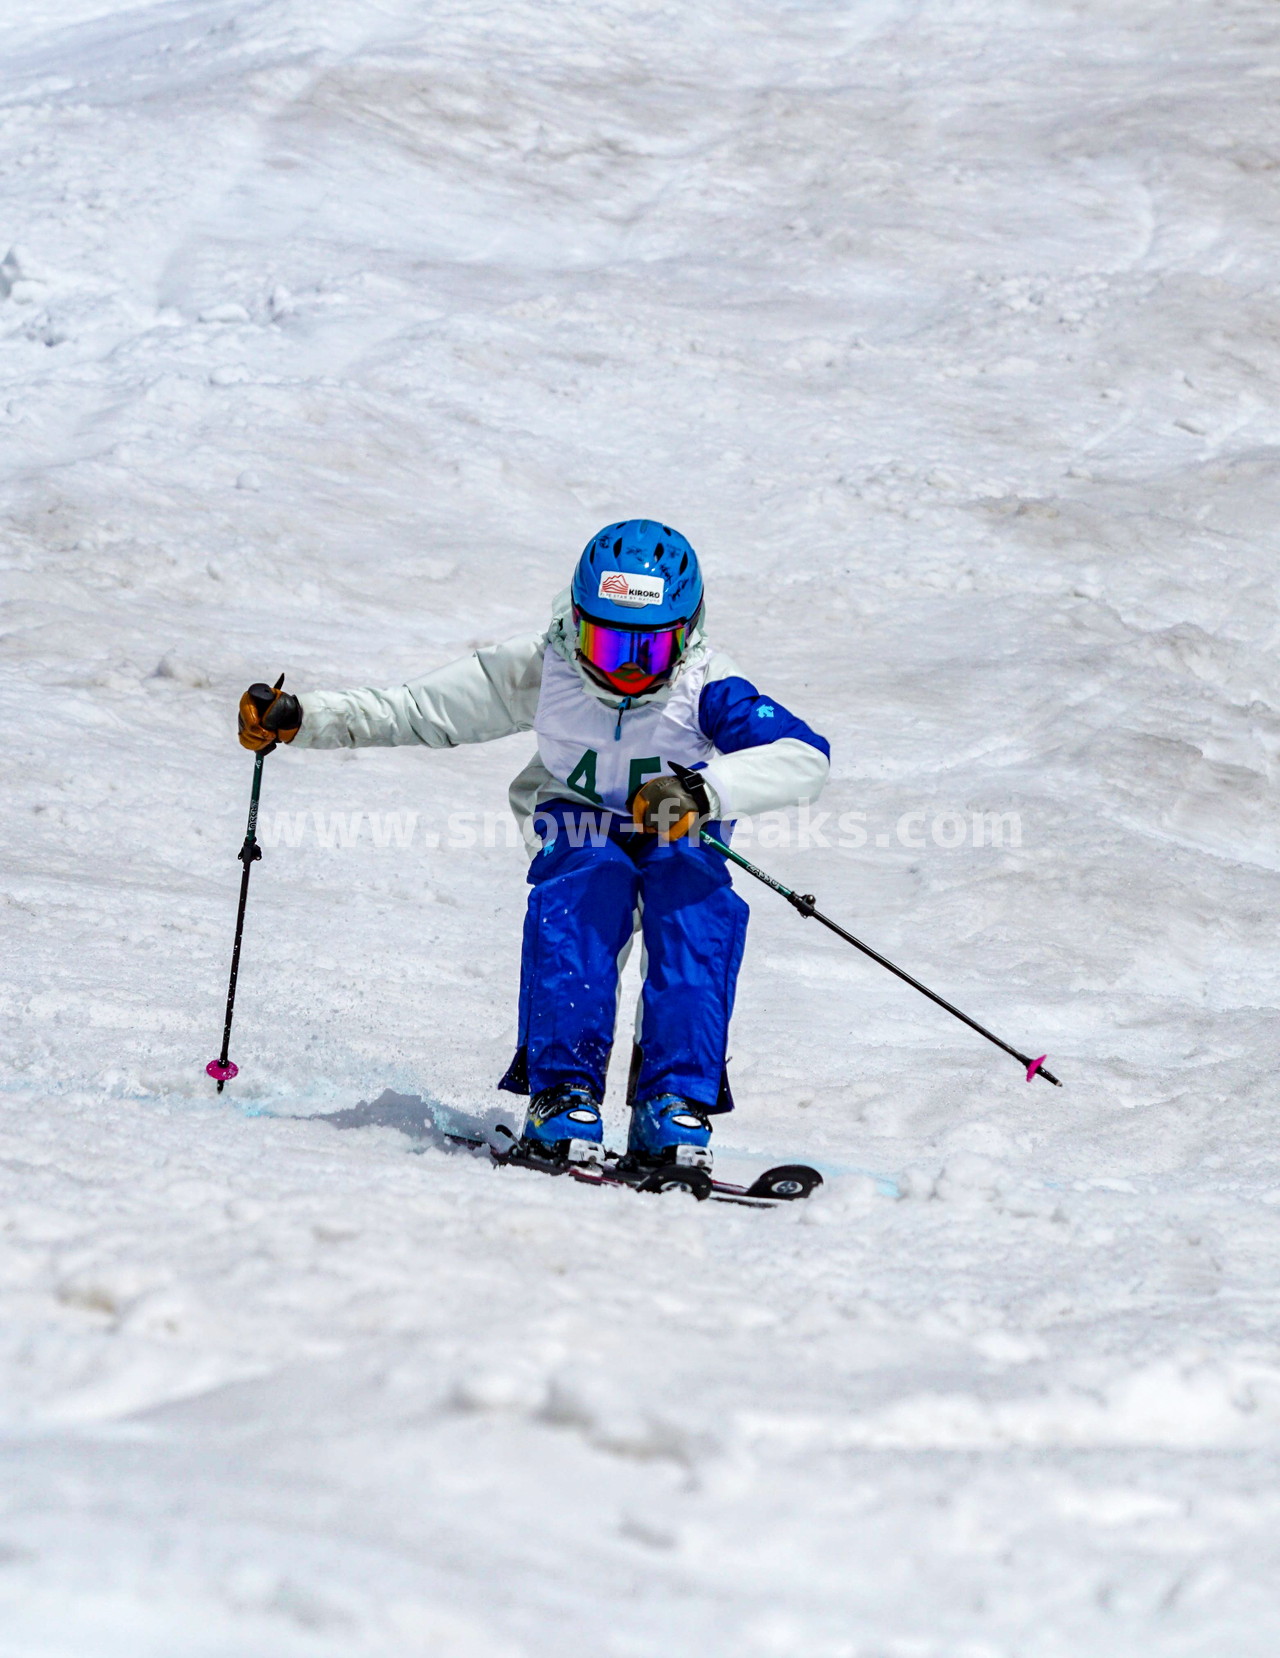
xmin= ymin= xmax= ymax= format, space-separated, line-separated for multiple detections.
xmin=598 ymin=571 xmax=665 ymax=608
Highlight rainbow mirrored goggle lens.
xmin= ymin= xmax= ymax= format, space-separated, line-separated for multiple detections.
xmin=576 ymin=614 xmax=688 ymax=684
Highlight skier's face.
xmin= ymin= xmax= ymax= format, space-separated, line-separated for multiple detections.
xmin=574 ymin=609 xmax=689 ymax=695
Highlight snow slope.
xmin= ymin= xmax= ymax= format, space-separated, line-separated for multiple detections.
xmin=3 ymin=0 xmax=1280 ymax=1651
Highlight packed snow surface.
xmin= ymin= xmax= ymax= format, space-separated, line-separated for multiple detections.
xmin=4 ymin=0 xmax=1280 ymax=1652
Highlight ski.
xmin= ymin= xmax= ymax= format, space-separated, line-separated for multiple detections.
xmin=446 ymin=1126 xmax=823 ymax=1207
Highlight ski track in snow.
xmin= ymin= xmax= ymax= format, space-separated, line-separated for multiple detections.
xmin=3 ymin=0 xmax=1280 ymax=1651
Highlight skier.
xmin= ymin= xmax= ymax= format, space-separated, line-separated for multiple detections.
xmin=237 ymin=521 xmax=830 ymax=1170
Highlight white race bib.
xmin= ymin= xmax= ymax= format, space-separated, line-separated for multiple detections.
xmin=534 ymin=650 xmax=716 ymax=814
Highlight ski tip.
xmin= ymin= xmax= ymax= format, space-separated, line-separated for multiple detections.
xmin=746 ymin=1165 xmax=824 ymax=1201
xmin=206 ymin=1058 xmax=239 ymax=1083
xmin=1025 ymin=1055 xmax=1047 ymax=1083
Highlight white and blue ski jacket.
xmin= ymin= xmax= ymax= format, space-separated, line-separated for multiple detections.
xmin=293 ymin=592 xmax=830 ymax=845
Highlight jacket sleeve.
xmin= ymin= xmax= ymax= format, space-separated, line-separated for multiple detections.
xmin=292 ymin=632 xmax=546 ymax=749
xmin=696 ymin=665 xmax=830 ymax=818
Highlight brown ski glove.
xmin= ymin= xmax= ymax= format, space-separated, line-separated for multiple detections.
xmin=630 ymin=765 xmax=712 ymax=843
xmin=238 ymin=680 xmax=302 ymax=752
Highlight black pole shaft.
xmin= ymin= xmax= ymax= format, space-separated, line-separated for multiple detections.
xmin=702 ymin=830 xmax=1061 ymax=1087
xmin=214 ymin=750 xmax=268 ymax=1092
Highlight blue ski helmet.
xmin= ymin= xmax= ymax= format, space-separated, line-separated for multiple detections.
xmin=571 ymin=520 xmax=703 ymax=630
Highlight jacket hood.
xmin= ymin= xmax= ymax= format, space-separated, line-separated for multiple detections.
xmin=545 ymin=588 xmax=709 ymax=709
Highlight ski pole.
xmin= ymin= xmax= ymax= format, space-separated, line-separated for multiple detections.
xmin=700 ymin=828 xmax=1061 ymax=1087
xmin=206 ymin=675 xmax=283 ymax=1092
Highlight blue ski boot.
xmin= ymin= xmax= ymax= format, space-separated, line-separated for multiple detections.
xmin=625 ymin=1095 xmax=713 ymax=1172
xmin=520 ymin=1084 xmax=605 ymax=1166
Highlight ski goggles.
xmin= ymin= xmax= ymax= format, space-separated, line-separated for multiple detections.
xmin=575 ymin=611 xmax=689 ymax=686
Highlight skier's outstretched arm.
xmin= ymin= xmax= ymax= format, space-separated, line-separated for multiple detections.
xmin=286 ymin=633 xmax=547 ymax=750
xmin=696 ymin=662 xmax=831 ymax=818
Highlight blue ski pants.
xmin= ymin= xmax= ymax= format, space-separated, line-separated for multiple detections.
xmin=498 ymin=802 xmax=748 ymax=1113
